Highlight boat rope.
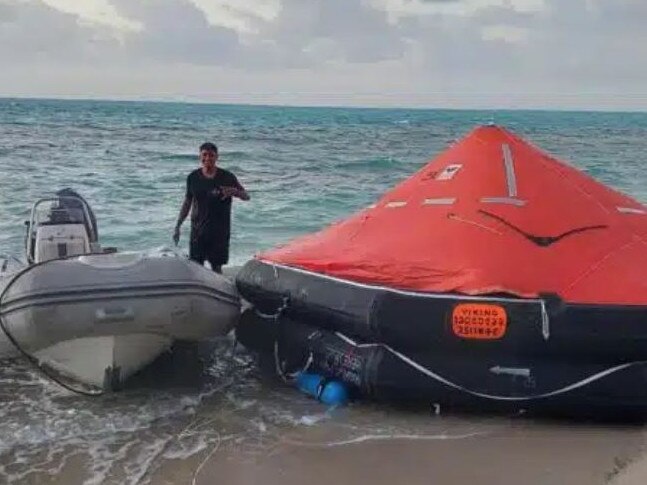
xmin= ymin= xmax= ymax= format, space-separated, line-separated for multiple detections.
xmin=252 ymin=295 xmax=299 ymax=382
xmin=254 ymin=295 xmax=290 ymax=320
xmin=333 ymin=331 xmax=642 ymax=402
xmin=540 ymin=301 xmax=550 ymax=340
xmin=0 ymin=257 xmax=104 ymax=397
xmin=251 ymin=297 xmax=316 ymax=384
xmin=273 ymin=339 xmax=315 ymax=384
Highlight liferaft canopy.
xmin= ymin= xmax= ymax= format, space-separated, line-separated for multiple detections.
xmin=260 ymin=125 xmax=647 ymax=305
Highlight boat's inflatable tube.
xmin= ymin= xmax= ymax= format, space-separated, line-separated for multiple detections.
xmin=0 ymin=252 xmax=240 ymax=389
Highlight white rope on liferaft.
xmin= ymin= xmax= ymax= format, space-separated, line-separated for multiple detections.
xmin=273 ymin=340 xmax=314 ymax=383
xmin=333 ymin=332 xmax=643 ymax=402
xmin=254 ymin=295 xmax=290 ymax=320
xmin=253 ymin=295 xmax=316 ymax=383
xmin=253 ymin=263 xmax=639 ymax=402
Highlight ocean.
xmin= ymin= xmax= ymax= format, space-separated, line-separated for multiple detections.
xmin=1 ymin=98 xmax=647 ymax=484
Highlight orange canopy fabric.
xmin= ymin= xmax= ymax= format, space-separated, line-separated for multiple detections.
xmin=260 ymin=125 xmax=647 ymax=305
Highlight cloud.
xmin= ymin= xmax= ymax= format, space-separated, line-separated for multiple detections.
xmin=40 ymin=0 xmax=142 ymax=31
xmin=0 ymin=0 xmax=645 ymax=110
xmin=253 ymin=0 xmax=408 ymax=66
xmin=188 ymin=0 xmax=281 ymax=33
xmin=0 ymin=0 xmax=123 ymax=63
xmin=371 ymin=0 xmax=546 ymax=20
xmin=110 ymin=0 xmax=241 ymax=65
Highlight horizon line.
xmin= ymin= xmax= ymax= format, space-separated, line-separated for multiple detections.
xmin=1 ymin=95 xmax=647 ymax=115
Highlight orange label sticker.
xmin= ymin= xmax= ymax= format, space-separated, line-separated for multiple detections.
xmin=452 ymin=304 xmax=507 ymax=340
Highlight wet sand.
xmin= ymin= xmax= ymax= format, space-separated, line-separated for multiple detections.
xmin=146 ymin=417 xmax=647 ymax=485
xmin=3 ymin=341 xmax=647 ymax=485
xmin=6 ymin=395 xmax=647 ymax=485
xmin=612 ymin=452 xmax=647 ymax=485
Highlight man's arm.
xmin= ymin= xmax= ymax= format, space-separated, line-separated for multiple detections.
xmin=219 ymin=186 xmax=250 ymax=201
xmin=172 ymin=196 xmax=192 ymax=245
xmin=235 ymin=186 xmax=250 ymax=201
xmin=174 ymin=175 xmax=194 ymax=245
xmin=176 ymin=197 xmax=192 ymax=228
xmin=220 ymin=174 xmax=250 ymax=201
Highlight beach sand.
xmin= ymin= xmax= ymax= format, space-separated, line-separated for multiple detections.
xmin=141 ymin=413 xmax=647 ymax=485
xmin=4 ymin=343 xmax=647 ymax=485
xmin=611 ymin=451 xmax=647 ymax=485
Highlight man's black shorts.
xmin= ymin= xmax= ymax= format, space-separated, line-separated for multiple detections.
xmin=189 ymin=236 xmax=229 ymax=268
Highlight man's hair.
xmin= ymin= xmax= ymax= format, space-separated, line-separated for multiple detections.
xmin=199 ymin=142 xmax=218 ymax=154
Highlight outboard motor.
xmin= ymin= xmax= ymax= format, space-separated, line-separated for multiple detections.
xmin=25 ymin=189 xmax=101 ymax=263
xmin=55 ymin=188 xmax=99 ymax=242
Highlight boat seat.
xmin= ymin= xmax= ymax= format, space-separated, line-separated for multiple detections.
xmin=33 ymin=224 xmax=90 ymax=263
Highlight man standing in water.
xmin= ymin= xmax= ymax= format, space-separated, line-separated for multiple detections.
xmin=173 ymin=142 xmax=249 ymax=273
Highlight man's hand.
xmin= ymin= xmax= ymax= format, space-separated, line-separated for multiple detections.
xmin=219 ymin=186 xmax=239 ymax=199
xmin=172 ymin=226 xmax=181 ymax=246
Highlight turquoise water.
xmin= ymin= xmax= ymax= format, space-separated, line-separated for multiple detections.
xmin=2 ymin=98 xmax=647 ymax=264
xmin=1 ymin=99 xmax=647 ymax=484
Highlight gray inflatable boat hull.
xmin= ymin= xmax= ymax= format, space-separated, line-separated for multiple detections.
xmin=0 ymin=252 xmax=240 ymax=390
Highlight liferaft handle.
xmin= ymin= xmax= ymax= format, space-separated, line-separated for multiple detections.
xmin=95 ymin=307 xmax=135 ymax=323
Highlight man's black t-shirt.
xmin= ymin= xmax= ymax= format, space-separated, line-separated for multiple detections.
xmin=185 ymin=168 xmax=242 ymax=246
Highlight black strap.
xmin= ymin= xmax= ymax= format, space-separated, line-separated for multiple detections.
xmin=316 ymin=376 xmax=331 ymax=400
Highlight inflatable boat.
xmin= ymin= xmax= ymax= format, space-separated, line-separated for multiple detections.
xmin=236 ymin=125 xmax=647 ymax=414
xmin=0 ymin=192 xmax=240 ymax=391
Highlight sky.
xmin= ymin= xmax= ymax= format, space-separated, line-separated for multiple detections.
xmin=0 ymin=0 xmax=645 ymax=110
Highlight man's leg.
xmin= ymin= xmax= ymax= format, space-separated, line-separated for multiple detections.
xmin=206 ymin=253 xmax=222 ymax=273
xmin=207 ymin=252 xmax=224 ymax=274
xmin=207 ymin=241 xmax=228 ymax=274
xmin=189 ymin=239 xmax=207 ymax=266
